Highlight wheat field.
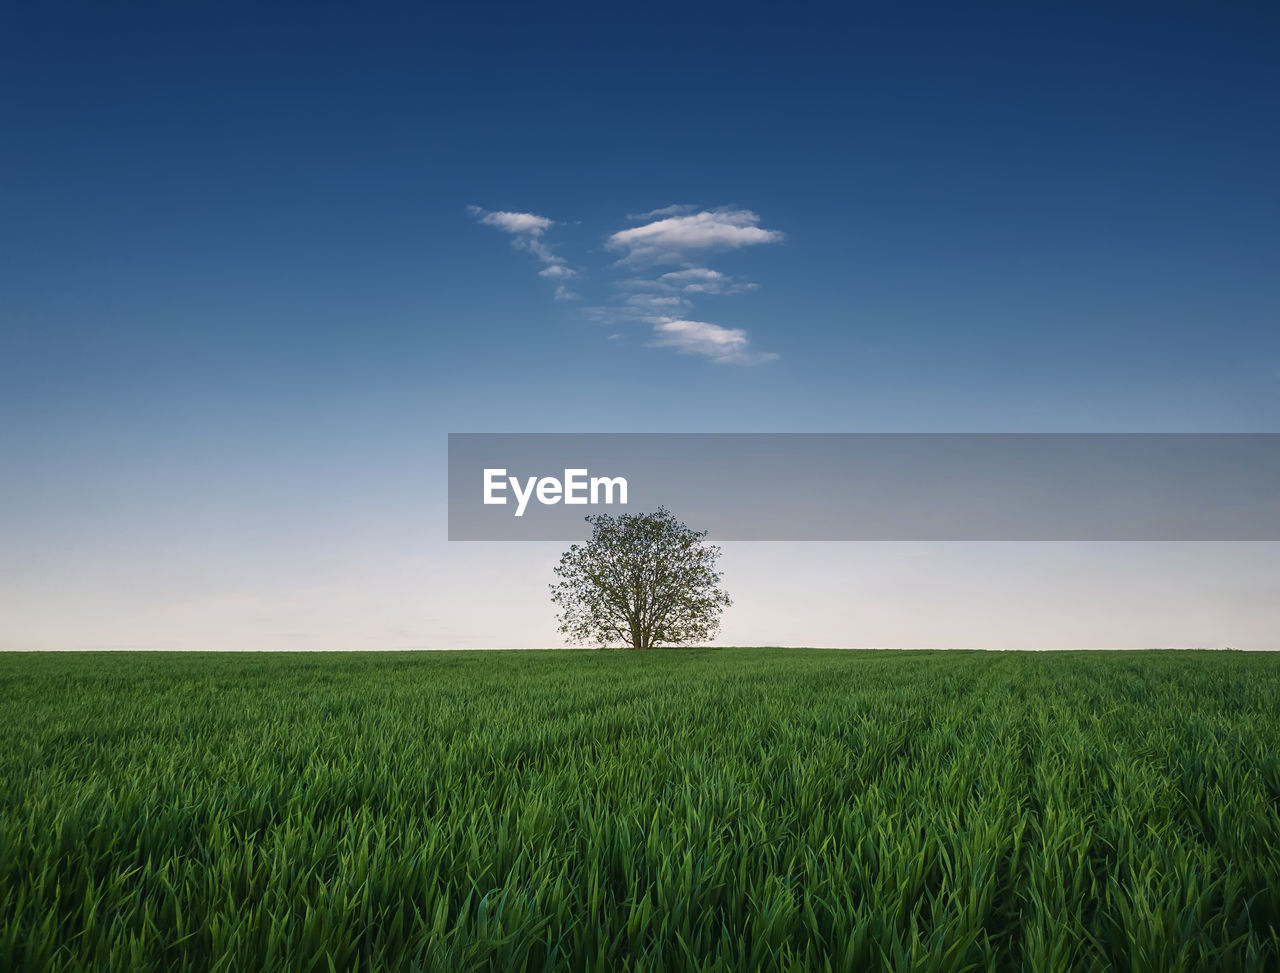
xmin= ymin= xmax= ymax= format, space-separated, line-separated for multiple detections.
xmin=1 ymin=648 xmax=1277 ymax=971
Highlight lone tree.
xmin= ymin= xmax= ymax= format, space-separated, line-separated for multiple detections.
xmin=550 ymin=507 xmax=731 ymax=649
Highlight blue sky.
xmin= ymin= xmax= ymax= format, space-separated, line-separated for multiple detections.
xmin=2 ymin=3 xmax=1278 ymax=649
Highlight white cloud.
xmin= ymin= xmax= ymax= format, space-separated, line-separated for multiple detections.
xmin=625 ymin=293 xmax=692 ymax=314
xmin=467 ymin=205 xmax=553 ymax=235
xmin=626 ymin=203 xmax=698 ymax=221
xmin=588 ymin=290 xmax=698 ymax=319
xmin=606 ymin=208 xmax=784 ymax=264
xmin=470 ymin=204 xmax=578 ymax=288
xmin=520 ymin=236 xmax=563 ymax=266
xmin=469 ymin=204 xmax=781 ymax=366
xmin=649 ymin=318 xmax=777 ymax=365
xmin=615 ymin=267 xmax=757 ymax=300
xmin=660 ymin=268 xmax=724 ymax=282
xmin=538 ymin=264 xmax=577 ymax=279
xmin=658 ymin=267 xmax=759 ymax=295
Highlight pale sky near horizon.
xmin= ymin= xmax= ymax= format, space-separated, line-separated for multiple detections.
xmin=2 ymin=4 xmax=1278 ymax=651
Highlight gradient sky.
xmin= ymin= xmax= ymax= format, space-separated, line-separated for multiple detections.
xmin=3 ymin=3 xmax=1278 ymax=650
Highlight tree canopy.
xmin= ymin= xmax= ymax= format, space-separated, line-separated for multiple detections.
xmin=549 ymin=507 xmax=731 ymax=649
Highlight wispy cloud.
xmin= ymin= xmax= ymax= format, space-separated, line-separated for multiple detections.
xmin=595 ymin=206 xmax=781 ymax=362
xmin=618 ymin=268 xmax=756 ymax=295
xmin=606 ymin=207 xmax=784 ymax=265
xmin=659 ymin=267 xmax=759 ymax=295
xmin=624 ymin=293 xmax=693 ymax=314
xmin=625 ymin=203 xmax=698 ymax=221
xmin=538 ymin=264 xmax=576 ymax=279
xmin=469 ymin=207 xmax=554 ymax=235
xmin=649 ymin=318 xmax=777 ymax=365
xmin=468 ymin=203 xmax=779 ymax=364
xmin=661 ymin=267 xmax=723 ymax=284
xmin=468 ymin=205 xmax=578 ymax=295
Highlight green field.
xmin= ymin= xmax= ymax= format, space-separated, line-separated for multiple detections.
xmin=2 ymin=649 xmax=1278 ymax=971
